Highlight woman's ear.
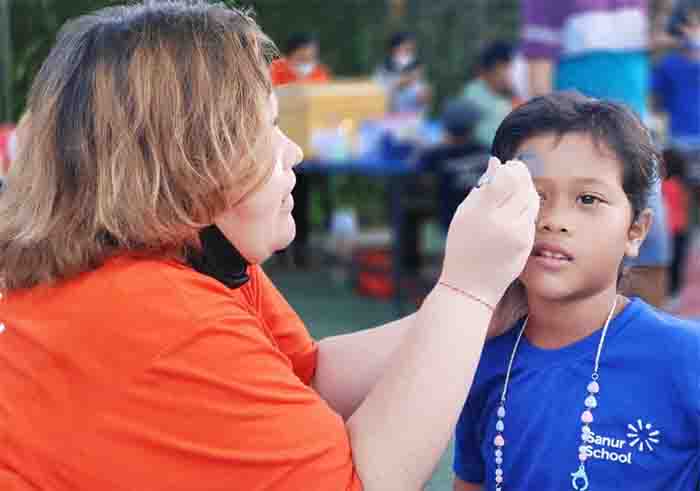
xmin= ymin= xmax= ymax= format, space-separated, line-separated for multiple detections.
xmin=624 ymin=208 xmax=653 ymax=258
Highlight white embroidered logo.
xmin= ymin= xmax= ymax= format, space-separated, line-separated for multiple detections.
xmin=582 ymin=419 xmax=661 ymax=465
xmin=627 ymin=419 xmax=661 ymax=452
xmin=583 ymin=431 xmax=632 ymax=464
xmin=0 ymin=323 xmax=5 ymax=333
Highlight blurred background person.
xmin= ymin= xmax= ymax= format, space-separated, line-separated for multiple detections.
xmin=389 ymin=58 xmax=431 ymax=114
xmin=271 ymin=32 xmax=331 ymax=268
xmin=0 ymin=123 xmax=15 ymax=191
xmin=418 ymin=100 xmax=489 ymax=233
xmin=270 ymin=32 xmax=330 ymax=86
xmin=659 ymin=0 xmax=700 ymax=313
xmin=653 ymin=4 xmax=700 ymax=184
xmin=460 ymin=40 xmax=518 ymax=148
xmin=521 ymin=0 xmax=672 ymax=307
xmin=400 ymin=100 xmax=487 ymax=275
xmin=375 ymin=31 xmax=432 ymax=115
xmin=662 ymin=148 xmax=691 ymax=295
xmin=0 ymin=124 xmax=14 ymax=175
xmin=522 ymin=0 xmax=649 ymax=116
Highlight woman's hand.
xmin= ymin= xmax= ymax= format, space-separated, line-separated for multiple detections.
xmin=440 ymin=156 xmax=539 ymax=309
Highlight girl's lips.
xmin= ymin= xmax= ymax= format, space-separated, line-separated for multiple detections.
xmin=532 ymin=242 xmax=573 ymax=261
xmin=529 ymin=242 xmax=574 ymax=271
xmin=530 ymin=254 xmax=572 ymax=271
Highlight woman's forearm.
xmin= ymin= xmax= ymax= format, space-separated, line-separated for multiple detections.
xmin=346 ymin=287 xmax=491 ymax=491
xmin=313 ymin=284 xmax=525 ymax=421
xmin=313 ymin=314 xmax=416 ymax=420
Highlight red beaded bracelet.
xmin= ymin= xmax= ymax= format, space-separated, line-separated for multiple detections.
xmin=437 ymin=281 xmax=495 ymax=312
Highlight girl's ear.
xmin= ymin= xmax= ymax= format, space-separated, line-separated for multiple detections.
xmin=624 ymin=208 xmax=653 ymax=258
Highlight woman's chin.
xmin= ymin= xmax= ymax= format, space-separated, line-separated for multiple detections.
xmin=275 ymin=220 xmax=296 ymax=251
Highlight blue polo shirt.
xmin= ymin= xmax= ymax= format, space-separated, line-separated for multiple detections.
xmin=454 ymin=298 xmax=700 ymax=490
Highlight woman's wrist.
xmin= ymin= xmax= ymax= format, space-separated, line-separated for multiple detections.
xmin=435 ymin=278 xmax=496 ymax=313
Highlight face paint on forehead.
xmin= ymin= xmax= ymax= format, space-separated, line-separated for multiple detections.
xmin=478 ymin=151 xmax=544 ymax=188
xmin=515 ymin=150 xmax=545 ymax=179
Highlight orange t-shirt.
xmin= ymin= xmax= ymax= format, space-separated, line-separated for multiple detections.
xmin=270 ymin=58 xmax=331 ymax=87
xmin=0 ymin=257 xmax=362 ymax=491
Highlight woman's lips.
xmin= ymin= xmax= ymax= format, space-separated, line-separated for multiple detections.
xmin=281 ymin=194 xmax=294 ymax=212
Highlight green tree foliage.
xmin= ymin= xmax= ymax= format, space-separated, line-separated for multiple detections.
xmin=7 ymin=0 xmax=520 ymax=120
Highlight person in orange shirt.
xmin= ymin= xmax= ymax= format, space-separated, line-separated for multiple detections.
xmin=0 ymin=2 xmax=540 ymax=490
xmin=270 ymin=32 xmax=330 ymax=86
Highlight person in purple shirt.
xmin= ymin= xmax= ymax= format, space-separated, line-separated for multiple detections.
xmin=521 ymin=0 xmax=672 ymax=307
xmin=522 ymin=0 xmax=649 ymax=115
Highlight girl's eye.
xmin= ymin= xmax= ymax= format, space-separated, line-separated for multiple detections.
xmin=578 ymin=194 xmax=602 ymax=205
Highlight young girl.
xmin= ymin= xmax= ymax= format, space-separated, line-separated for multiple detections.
xmin=453 ymin=92 xmax=700 ymax=491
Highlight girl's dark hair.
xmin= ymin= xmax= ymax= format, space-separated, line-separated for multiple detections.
xmin=491 ymin=91 xmax=659 ymax=218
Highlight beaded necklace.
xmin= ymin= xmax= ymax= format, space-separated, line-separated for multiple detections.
xmin=492 ymin=296 xmax=619 ymax=491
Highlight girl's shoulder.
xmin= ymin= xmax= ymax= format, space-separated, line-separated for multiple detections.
xmin=628 ymin=298 xmax=700 ymax=337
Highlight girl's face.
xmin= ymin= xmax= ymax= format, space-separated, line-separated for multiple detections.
xmin=215 ymin=93 xmax=302 ymax=264
xmin=517 ymin=132 xmax=651 ymax=303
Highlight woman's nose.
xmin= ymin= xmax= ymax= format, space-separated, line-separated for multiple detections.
xmin=290 ymin=141 xmax=303 ymax=168
xmin=282 ymin=134 xmax=303 ymax=170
